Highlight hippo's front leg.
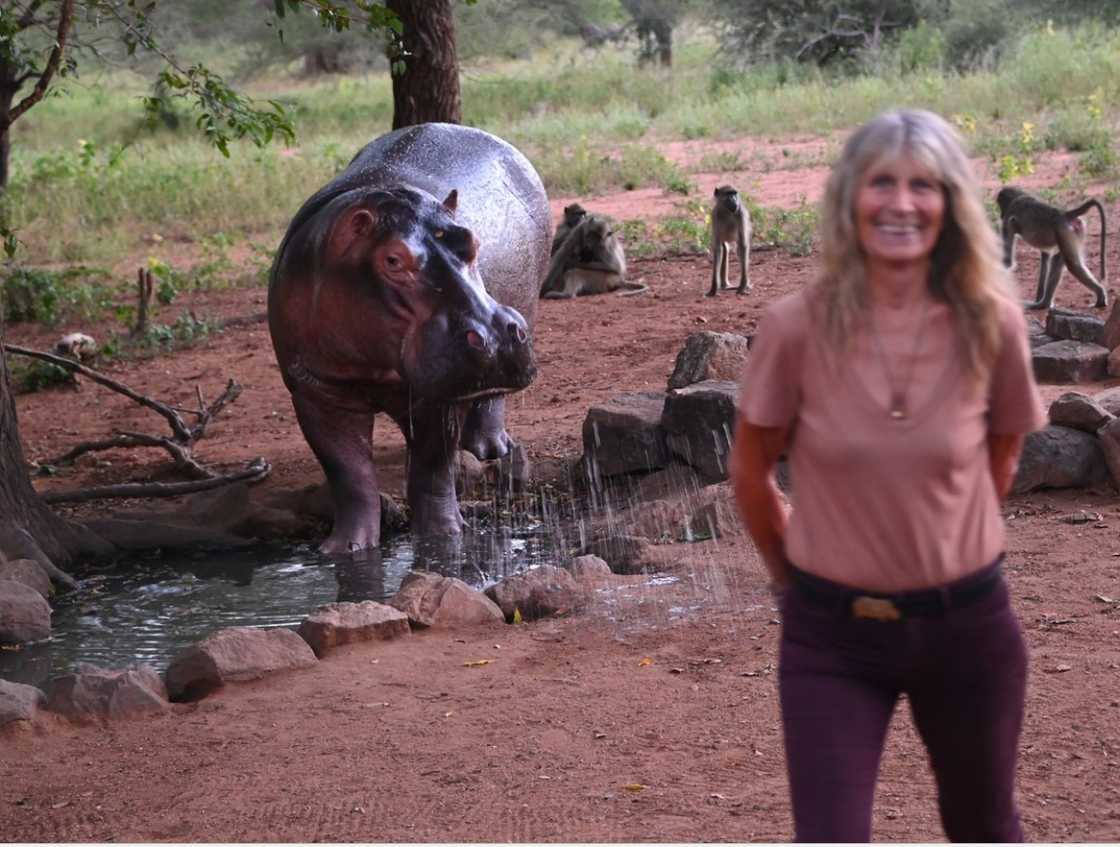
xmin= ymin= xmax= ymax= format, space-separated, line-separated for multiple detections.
xmin=403 ymin=404 xmax=466 ymax=536
xmin=460 ymin=396 xmax=512 ymax=461
xmin=291 ymin=393 xmax=382 ymax=554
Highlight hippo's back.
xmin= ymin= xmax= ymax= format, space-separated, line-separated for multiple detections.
xmin=332 ymin=124 xmax=549 ymax=328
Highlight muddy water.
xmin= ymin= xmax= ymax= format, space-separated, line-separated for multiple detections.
xmin=0 ymin=514 xmax=571 ymax=690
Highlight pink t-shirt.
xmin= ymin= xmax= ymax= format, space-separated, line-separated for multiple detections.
xmin=739 ymin=287 xmax=1046 ymax=592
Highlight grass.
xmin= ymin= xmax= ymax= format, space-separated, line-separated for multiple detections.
xmin=3 ymin=23 xmax=1120 ymax=268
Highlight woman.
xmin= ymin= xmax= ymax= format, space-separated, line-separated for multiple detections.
xmin=730 ymin=109 xmax=1045 ymax=842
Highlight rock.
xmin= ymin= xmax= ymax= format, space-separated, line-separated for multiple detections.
xmin=1025 ymin=317 xmax=1054 ymax=349
xmin=0 ymin=559 xmax=51 ymax=599
xmin=233 ymin=503 xmax=316 ymax=539
xmin=497 ymin=441 xmax=532 ymax=493
xmin=633 ymin=462 xmax=706 ymax=501
xmin=293 ymin=485 xmax=408 ymax=536
xmin=1094 ymin=387 xmax=1120 ymax=416
xmin=165 ymin=626 xmax=318 ymax=701
xmin=582 ymin=534 xmax=655 ymax=575
xmin=485 ymin=565 xmax=584 ymax=622
xmin=569 ymin=555 xmax=612 ymax=581
xmin=0 ymin=527 xmax=77 ymax=589
xmin=46 ymin=665 xmax=168 ymax=723
xmin=387 ymin=572 xmax=504 ymax=628
xmin=0 ymin=580 xmax=51 ymax=643
xmin=1048 ymin=392 xmax=1115 ymax=433
xmin=684 ymin=500 xmax=724 ymax=541
xmin=1098 ymin=418 xmax=1120 ymax=491
xmin=667 ymin=331 xmax=752 ymax=390
xmin=0 ymin=679 xmax=45 ymax=726
xmin=297 ymin=601 xmax=410 ymax=657
xmin=1109 ymin=347 xmax=1120 ymax=378
xmin=661 ymin=379 xmax=739 ymax=481
xmin=1028 ymin=332 xmax=1057 ymax=349
xmin=582 ymin=392 xmax=669 ymax=478
xmin=1045 ymin=309 xmax=1105 ymax=344
xmin=1101 ymin=298 xmax=1120 ymax=350
xmin=1031 ymin=340 xmax=1110 ymax=383
xmin=185 ymin=482 xmax=251 ymax=530
xmin=456 ymin=450 xmax=486 ymax=495
xmin=1012 ymin=425 xmax=1109 ymax=494
xmin=81 ymin=518 xmax=252 ymax=551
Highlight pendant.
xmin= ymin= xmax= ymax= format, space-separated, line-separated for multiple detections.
xmin=890 ymin=407 xmax=906 ymax=420
xmin=889 ymin=393 xmax=907 ymax=420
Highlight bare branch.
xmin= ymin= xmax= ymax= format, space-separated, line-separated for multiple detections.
xmin=42 ymin=459 xmax=272 ymax=504
xmin=3 ymin=0 xmax=76 ymax=132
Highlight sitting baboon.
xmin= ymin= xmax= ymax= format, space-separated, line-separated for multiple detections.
xmin=997 ymin=186 xmax=1108 ymax=310
xmin=708 ymin=185 xmax=752 ymax=297
xmin=540 ymin=214 xmax=647 ymax=299
xmin=551 ymin=203 xmax=588 ymax=256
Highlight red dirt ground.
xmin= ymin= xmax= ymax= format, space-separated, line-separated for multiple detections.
xmin=2 ymin=141 xmax=1120 ymax=842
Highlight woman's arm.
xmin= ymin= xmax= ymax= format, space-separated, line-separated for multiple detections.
xmin=988 ymin=432 xmax=1026 ymax=502
xmin=730 ymin=415 xmax=793 ymax=588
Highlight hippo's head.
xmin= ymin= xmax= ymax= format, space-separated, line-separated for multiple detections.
xmin=283 ymin=186 xmax=535 ymax=402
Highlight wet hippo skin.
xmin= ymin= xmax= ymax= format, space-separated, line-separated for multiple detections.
xmin=268 ymin=123 xmax=551 ymax=554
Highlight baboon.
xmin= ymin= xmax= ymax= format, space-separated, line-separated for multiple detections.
xmin=708 ymin=185 xmax=752 ymax=297
xmin=997 ymin=186 xmax=1108 ymax=310
xmin=551 ymin=203 xmax=588 ymax=256
xmin=540 ymin=214 xmax=647 ymax=299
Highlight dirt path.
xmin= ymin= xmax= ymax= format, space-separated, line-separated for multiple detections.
xmin=2 ymin=141 xmax=1120 ymax=841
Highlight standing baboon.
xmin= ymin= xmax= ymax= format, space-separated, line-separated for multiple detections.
xmin=997 ymin=186 xmax=1108 ymax=310
xmin=551 ymin=203 xmax=588 ymax=256
xmin=708 ymin=185 xmax=752 ymax=297
xmin=540 ymin=214 xmax=647 ymax=299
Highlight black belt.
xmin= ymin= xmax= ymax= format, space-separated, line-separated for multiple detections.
xmin=788 ymin=555 xmax=1004 ymax=621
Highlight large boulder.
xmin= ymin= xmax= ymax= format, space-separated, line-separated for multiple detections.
xmin=0 ymin=679 xmax=45 ymax=727
xmin=1032 ymin=340 xmax=1110 ymax=383
xmin=569 ymin=554 xmax=613 ymax=581
xmin=661 ymin=380 xmax=739 ymax=481
xmin=0 ymin=579 xmax=51 ymax=643
xmin=1095 ymin=387 xmax=1120 ymax=417
xmin=46 ymin=665 xmax=168 ymax=723
xmin=165 ymin=626 xmax=318 ymax=701
xmin=0 ymin=558 xmax=51 ymax=599
xmin=667 ymin=331 xmax=751 ymax=390
xmin=388 ymin=572 xmax=504 ymax=628
xmin=297 ymin=601 xmax=410 ymax=657
xmin=1045 ymin=309 xmax=1105 ymax=344
xmin=484 ymin=565 xmax=585 ymax=622
xmin=1101 ymin=298 xmax=1120 ymax=350
xmin=1012 ymin=425 xmax=1110 ymax=494
xmin=1097 ymin=418 xmax=1120 ymax=490
xmin=582 ymin=392 xmax=669 ymax=478
xmin=1048 ymin=392 xmax=1115 ymax=434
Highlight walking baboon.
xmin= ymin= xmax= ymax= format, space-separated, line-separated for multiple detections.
xmin=540 ymin=214 xmax=647 ymax=299
xmin=551 ymin=203 xmax=588 ymax=256
xmin=997 ymin=186 xmax=1108 ymax=310
xmin=708 ymin=185 xmax=752 ymax=297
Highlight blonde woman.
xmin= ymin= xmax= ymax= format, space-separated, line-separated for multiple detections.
xmin=731 ymin=109 xmax=1045 ymax=842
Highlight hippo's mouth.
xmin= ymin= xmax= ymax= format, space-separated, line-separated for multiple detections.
xmin=449 ymin=385 xmax=519 ymax=403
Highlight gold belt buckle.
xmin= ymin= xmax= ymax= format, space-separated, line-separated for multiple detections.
xmin=851 ymin=595 xmax=902 ymax=621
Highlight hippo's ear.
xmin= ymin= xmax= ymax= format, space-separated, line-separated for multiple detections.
xmin=326 ymin=207 xmax=376 ymax=264
xmin=442 ymin=190 xmax=458 ymax=215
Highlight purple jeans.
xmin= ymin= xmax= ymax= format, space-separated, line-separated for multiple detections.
xmin=778 ymin=569 xmax=1028 ymax=842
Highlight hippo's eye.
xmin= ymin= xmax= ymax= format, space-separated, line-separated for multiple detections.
xmin=433 ymin=230 xmax=445 ymax=239
xmin=385 ymin=254 xmax=402 ymax=269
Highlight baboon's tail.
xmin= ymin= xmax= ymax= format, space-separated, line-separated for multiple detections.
xmin=616 ymin=282 xmax=650 ymax=297
xmin=1067 ymin=199 xmax=1107 ymax=281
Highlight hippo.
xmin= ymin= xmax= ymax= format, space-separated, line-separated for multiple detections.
xmin=268 ymin=123 xmax=551 ymax=554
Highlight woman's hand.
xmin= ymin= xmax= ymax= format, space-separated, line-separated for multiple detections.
xmin=730 ymin=415 xmax=793 ymax=586
xmin=988 ymin=432 xmax=1026 ymax=502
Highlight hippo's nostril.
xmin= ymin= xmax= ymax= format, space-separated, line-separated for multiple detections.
xmin=510 ymin=323 xmax=527 ymax=345
xmin=466 ymin=330 xmax=485 ymax=351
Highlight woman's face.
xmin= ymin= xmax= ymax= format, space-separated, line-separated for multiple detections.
xmin=853 ymin=153 xmax=945 ymax=269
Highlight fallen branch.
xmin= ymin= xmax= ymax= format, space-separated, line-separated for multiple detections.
xmin=42 ymin=458 xmax=272 ymax=504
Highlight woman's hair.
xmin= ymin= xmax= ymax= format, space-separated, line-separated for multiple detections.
xmin=816 ymin=108 xmax=1010 ymax=382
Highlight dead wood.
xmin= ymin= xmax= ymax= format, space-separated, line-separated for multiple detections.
xmin=41 ymin=458 xmax=271 ymax=504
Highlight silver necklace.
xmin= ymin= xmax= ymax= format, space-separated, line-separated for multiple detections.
xmin=868 ymin=297 xmax=932 ymax=421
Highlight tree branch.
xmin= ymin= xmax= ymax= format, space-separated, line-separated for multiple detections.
xmin=41 ymin=458 xmax=272 ymax=504
xmin=3 ymin=0 xmax=75 ymax=132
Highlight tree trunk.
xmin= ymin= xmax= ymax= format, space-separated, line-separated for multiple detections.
xmin=0 ymin=312 xmax=77 ymax=564
xmin=653 ymin=19 xmax=672 ymax=67
xmin=386 ymin=0 xmax=462 ymax=130
xmin=0 ymin=59 xmax=16 ymax=192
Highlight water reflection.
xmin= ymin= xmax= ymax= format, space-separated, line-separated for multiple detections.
xmin=0 ymin=513 xmax=568 ymax=689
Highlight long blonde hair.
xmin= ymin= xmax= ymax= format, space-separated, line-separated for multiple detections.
xmin=817 ymin=109 xmax=1010 ymax=382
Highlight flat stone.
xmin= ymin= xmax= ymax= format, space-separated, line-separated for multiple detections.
xmin=1012 ymin=425 xmax=1109 ymax=494
xmin=0 ymin=559 xmax=51 ymax=599
xmin=1045 ymin=309 xmax=1105 ymax=344
xmin=46 ymin=665 xmax=168 ymax=723
xmin=297 ymin=601 xmax=410 ymax=657
xmin=1048 ymin=392 xmax=1115 ymax=433
xmin=1098 ymin=418 xmax=1120 ymax=491
xmin=387 ymin=572 xmax=504 ymax=628
xmin=0 ymin=679 xmax=45 ymax=726
xmin=667 ymin=331 xmax=751 ymax=390
xmin=165 ymin=626 xmax=318 ymax=701
xmin=0 ymin=579 xmax=51 ymax=643
xmin=1032 ymin=340 xmax=1109 ymax=383
xmin=1101 ymin=298 xmax=1120 ymax=350
xmin=1108 ymin=347 xmax=1120 ymax=378
xmin=484 ymin=565 xmax=584 ymax=622
xmin=582 ymin=392 xmax=670 ymax=478
xmin=661 ymin=380 xmax=739 ymax=481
